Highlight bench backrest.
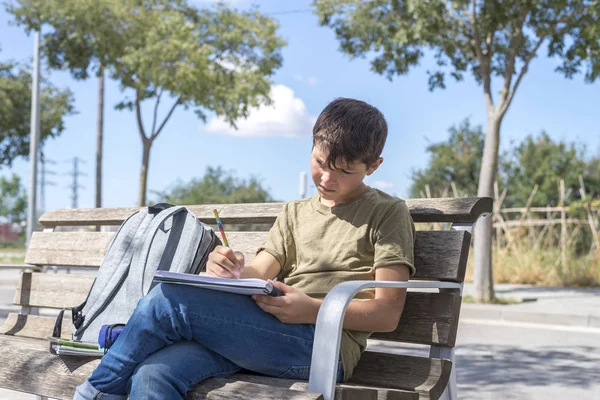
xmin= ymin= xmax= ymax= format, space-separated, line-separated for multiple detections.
xmin=9 ymin=197 xmax=491 ymax=351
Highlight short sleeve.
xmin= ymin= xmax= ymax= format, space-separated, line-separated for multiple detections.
xmin=257 ymin=203 xmax=295 ymax=275
xmin=373 ymin=200 xmax=416 ymax=276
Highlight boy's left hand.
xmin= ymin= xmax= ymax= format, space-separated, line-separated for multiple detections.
xmin=253 ymin=280 xmax=320 ymax=324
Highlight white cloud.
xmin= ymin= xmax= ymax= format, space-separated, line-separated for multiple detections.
xmin=293 ymin=74 xmax=318 ymax=86
xmin=371 ymin=181 xmax=394 ymax=191
xmin=203 ymin=84 xmax=316 ymax=137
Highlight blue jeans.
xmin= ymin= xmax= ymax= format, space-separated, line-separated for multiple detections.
xmin=74 ymin=283 xmax=344 ymax=399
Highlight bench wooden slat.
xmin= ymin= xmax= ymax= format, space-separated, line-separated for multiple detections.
xmin=349 ymin=351 xmax=452 ymax=399
xmin=14 ymin=273 xmax=96 ymax=309
xmin=38 ymin=197 xmax=492 ymax=227
xmin=25 ymin=230 xmax=470 ymax=281
xmin=0 ymin=312 xmax=72 ymax=339
xmin=290 ymin=382 xmax=418 ymax=400
xmin=0 ymin=336 xmax=326 ymax=400
xmin=192 ymin=378 xmax=325 ymax=399
xmin=0 ymin=335 xmax=434 ymax=399
xmin=24 ymin=231 xmax=268 ymax=268
xmin=371 ymin=292 xmax=461 ymax=347
xmin=13 ymin=274 xmax=461 ymax=347
xmin=195 ymin=373 xmax=417 ymax=399
xmin=414 ymin=230 xmax=470 ymax=282
xmin=25 ymin=232 xmax=113 ymax=267
xmin=39 ymin=204 xmax=283 ymax=227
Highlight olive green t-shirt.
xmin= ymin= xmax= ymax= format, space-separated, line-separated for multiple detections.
xmin=259 ymin=187 xmax=415 ymax=381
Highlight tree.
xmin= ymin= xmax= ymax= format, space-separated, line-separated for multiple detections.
xmin=0 ymin=174 xmax=27 ymax=225
xmin=7 ymin=0 xmax=124 ymax=209
xmin=500 ymin=132 xmax=600 ymax=207
xmin=410 ymin=119 xmax=484 ymax=198
xmin=0 ymin=52 xmax=75 ymax=166
xmin=8 ymin=0 xmax=285 ymax=206
xmin=119 ymin=3 xmax=284 ymax=206
xmin=154 ymin=166 xmax=274 ymax=205
xmin=315 ymin=0 xmax=600 ymax=302
xmin=411 ymin=123 xmax=600 ymax=207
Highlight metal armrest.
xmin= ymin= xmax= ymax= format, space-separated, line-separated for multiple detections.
xmin=307 ymin=280 xmax=462 ymax=400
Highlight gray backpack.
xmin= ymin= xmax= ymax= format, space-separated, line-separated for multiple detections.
xmin=52 ymin=203 xmax=220 ymax=345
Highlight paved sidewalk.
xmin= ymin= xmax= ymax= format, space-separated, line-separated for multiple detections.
xmin=462 ymin=282 xmax=600 ymax=327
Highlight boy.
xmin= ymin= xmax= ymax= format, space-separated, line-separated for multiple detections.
xmin=75 ymin=98 xmax=415 ymax=400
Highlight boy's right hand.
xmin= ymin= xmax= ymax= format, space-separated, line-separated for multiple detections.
xmin=206 ymin=246 xmax=245 ymax=278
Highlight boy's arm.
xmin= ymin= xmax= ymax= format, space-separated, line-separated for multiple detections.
xmin=254 ymin=264 xmax=410 ymax=333
xmin=339 ymin=264 xmax=409 ymax=332
xmin=240 ymin=250 xmax=282 ymax=280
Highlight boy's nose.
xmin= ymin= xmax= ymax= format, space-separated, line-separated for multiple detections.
xmin=321 ymin=171 xmax=332 ymax=183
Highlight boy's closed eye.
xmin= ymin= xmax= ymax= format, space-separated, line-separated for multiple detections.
xmin=317 ymin=159 xmax=354 ymax=175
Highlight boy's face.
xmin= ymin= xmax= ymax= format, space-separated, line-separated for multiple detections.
xmin=310 ymin=144 xmax=382 ymax=206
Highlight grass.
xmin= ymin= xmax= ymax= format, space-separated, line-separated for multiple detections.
xmin=0 ymin=244 xmax=26 ymax=264
xmin=466 ymin=245 xmax=600 ymax=288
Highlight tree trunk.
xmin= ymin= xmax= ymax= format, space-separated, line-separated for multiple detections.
xmin=95 ymin=68 xmax=104 ymax=209
xmin=473 ymin=113 xmax=502 ymax=302
xmin=138 ymin=138 xmax=152 ymax=206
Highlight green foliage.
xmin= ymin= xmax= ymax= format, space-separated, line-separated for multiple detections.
xmin=0 ymin=173 xmax=27 ymax=224
xmin=410 ymin=119 xmax=484 ymax=198
xmin=314 ymin=0 xmax=600 ymax=90
xmin=7 ymin=0 xmax=126 ymax=79
xmin=500 ymin=132 xmax=600 ymax=207
xmin=8 ymin=0 xmax=285 ymax=124
xmin=410 ymin=120 xmax=600 ymax=207
xmin=0 ymin=53 xmax=75 ymax=167
xmin=7 ymin=0 xmax=286 ymax=204
xmin=153 ymin=166 xmax=275 ymax=205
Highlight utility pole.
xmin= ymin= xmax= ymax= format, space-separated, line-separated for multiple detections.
xmin=26 ymin=30 xmax=42 ymax=247
xmin=39 ymin=151 xmax=57 ymax=214
xmin=66 ymin=157 xmax=87 ymax=209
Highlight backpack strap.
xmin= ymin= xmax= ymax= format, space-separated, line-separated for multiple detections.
xmin=190 ymin=224 xmax=220 ymax=274
xmin=125 ymin=206 xmax=193 ymax=306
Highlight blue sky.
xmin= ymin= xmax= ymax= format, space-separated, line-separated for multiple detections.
xmin=1 ymin=0 xmax=599 ymax=212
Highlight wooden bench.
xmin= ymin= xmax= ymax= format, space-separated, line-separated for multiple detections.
xmin=0 ymin=197 xmax=491 ymax=400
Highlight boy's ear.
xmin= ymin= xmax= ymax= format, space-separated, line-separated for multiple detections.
xmin=366 ymin=157 xmax=383 ymax=176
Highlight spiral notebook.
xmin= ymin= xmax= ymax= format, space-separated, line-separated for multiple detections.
xmin=153 ymin=271 xmax=283 ymax=296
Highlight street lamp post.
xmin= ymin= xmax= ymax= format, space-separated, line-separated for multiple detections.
xmin=26 ymin=30 xmax=41 ymax=247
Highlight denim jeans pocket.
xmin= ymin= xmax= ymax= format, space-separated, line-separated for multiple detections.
xmin=278 ymin=362 xmax=344 ymax=382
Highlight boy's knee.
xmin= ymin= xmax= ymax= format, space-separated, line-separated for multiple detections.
xmin=129 ymin=362 xmax=188 ymax=397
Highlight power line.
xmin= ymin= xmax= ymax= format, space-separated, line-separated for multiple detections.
xmin=39 ymin=151 xmax=57 ymax=214
xmin=64 ymin=157 xmax=87 ymax=209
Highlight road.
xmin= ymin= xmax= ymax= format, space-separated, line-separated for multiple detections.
xmin=0 ymin=299 xmax=598 ymax=399
xmin=369 ymin=318 xmax=600 ymax=400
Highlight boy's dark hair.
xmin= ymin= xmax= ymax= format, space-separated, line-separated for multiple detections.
xmin=312 ymin=98 xmax=387 ymax=169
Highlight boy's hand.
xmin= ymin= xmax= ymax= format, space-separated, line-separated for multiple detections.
xmin=253 ymin=280 xmax=320 ymax=324
xmin=206 ymin=246 xmax=244 ymax=278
